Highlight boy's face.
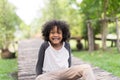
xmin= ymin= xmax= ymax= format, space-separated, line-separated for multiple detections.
xmin=49 ymin=26 xmax=63 ymax=45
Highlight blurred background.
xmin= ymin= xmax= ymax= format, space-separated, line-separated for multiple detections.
xmin=0 ymin=0 xmax=120 ymax=80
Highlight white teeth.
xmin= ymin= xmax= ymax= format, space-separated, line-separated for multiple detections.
xmin=52 ymin=38 xmax=59 ymax=40
xmin=53 ymin=38 xmax=59 ymax=40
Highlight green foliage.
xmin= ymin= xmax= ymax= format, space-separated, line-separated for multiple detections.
xmin=37 ymin=0 xmax=83 ymax=37
xmin=19 ymin=22 xmax=31 ymax=39
xmin=0 ymin=0 xmax=21 ymax=49
xmin=74 ymin=0 xmax=120 ymax=38
xmin=40 ymin=0 xmax=67 ymax=21
xmin=73 ymin=48 xmax=120 ymax=77
xmin=35 ymin=0 xmax=120 ymax=38
xmin=106 ymin=0 xmax=120 ymax=17
xmin=108 ymin=23 xmax=116 ymax=34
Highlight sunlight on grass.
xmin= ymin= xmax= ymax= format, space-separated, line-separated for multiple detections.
xmin=72 ymin=48 xmax=120 ymax=77
xmin=0 ymin=73 xmax=13 ymax=80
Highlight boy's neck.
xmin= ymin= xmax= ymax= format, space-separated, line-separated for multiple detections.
xmin=50 ymin=42 xmax=63 ymax=50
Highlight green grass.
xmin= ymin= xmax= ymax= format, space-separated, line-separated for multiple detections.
xmin=72 ymin=48 xmax=120 ymax=77
xmin=0 ymin=58 xmax=17 ymax=80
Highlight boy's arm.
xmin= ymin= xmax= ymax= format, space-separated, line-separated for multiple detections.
xmin=36 ymin=41 xmax=49 ymax=76
xmin=65 ymin=42 xmax=72 ymax=67
xmin=36 ymin=43 xmax=45 ymax=76
xmin=68 ymin=44 xmax=72 ymax=67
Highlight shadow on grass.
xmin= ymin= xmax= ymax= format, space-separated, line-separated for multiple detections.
xmin=10 ymin=71 xmax=18 ymax=80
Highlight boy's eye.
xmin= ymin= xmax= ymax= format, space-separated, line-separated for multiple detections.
xmin=58 ymin=31 xmax=62 ymax=34
xmin=50 ymin=31 xmax=62 ymax=34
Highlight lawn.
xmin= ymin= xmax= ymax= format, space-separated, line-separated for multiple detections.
xmin=0 ymin=58 xmax=17 ymax=80
xmin=72 ymin=48 xmax=120 ymax=77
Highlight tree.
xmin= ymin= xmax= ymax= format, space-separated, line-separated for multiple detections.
xmin=87 ymin=20 xmax=94 ymax=52
xmin=73 ymin=0 xmax=120 ymax=51
xmin=0 ymin=0 xmax=21 ymax=58
xmin=115 ymin=18 xmax=120 ymax=52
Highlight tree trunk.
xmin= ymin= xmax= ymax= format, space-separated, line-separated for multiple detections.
xmin=115 ymin=17 xmax=120 ymax=52
xmin=101 ymin=19 xmax=108 ymax=50
xmin=101 ymin=0 xmax=108 ymax=50
xmin=1 ymin=48 xmax=16 ymax=59
xmin=87 ymin=20 xmax=94 ymax=53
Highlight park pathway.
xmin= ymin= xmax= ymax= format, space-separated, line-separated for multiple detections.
xmin=18 ymin=38 xmax=120 ymax=80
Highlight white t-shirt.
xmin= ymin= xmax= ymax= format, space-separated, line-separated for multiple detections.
xmin=42 ymin=42 xmax=69 ymax=73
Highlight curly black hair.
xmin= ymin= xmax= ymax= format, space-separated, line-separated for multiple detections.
xmin=42 ymin=20 xmax=70 ymax=42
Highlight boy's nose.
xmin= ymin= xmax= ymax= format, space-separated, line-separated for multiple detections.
xmin=54 ymin=33 xmax=59 ymax=36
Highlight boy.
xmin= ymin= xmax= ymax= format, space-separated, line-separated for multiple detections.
xmin=36 ymin=20 xmax=96 ymax=80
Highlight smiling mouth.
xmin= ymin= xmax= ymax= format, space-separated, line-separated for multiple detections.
xmin=52 ymin=37 xmax=60 ymax=40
